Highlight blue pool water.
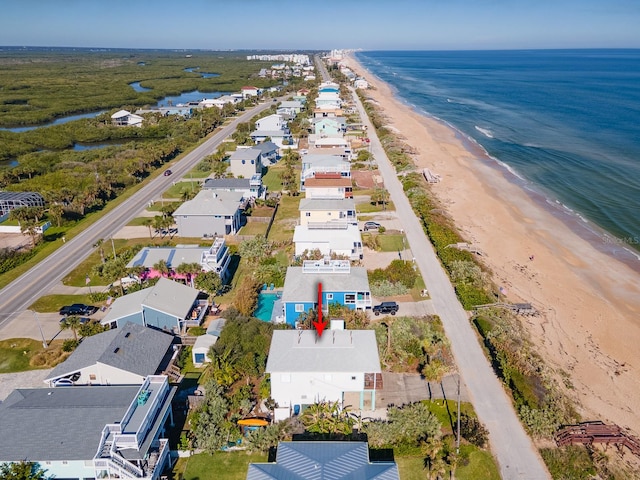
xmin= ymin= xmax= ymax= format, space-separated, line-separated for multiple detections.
xmin=254 ymin=293 xmax=279 ymax=322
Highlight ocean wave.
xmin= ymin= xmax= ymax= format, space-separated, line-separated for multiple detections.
xmin=475 ymin=126 xmax=494 ymax=139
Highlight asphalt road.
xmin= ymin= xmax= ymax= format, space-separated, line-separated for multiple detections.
xmin=349 ymin=86 xmax=550 ymax=479
xmin=0 ymin=101 xmax=276 ymax=329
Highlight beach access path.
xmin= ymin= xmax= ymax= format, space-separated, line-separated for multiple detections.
xmin=349 ymin=85 xmax=550 ymax=479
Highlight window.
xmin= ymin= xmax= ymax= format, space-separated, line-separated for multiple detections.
xmin=89 ymin=374 xmax=97 ymax=380
xmin=251 ymin=160 xmax=255 ymax=164
xmin=295 ymin=304 xmax=304 ymax=312
xmin=242 ymin=160 xmax=246 ymax=164
xmin=345 ymin=294 xmax=356 ymax=304
xmin=351 ymin=376 xmax=356 ymax=380
xmin=305 ymin=212 xmax=311 ymax=217
xmin=326 ymin=293 xmax=333 ymax=300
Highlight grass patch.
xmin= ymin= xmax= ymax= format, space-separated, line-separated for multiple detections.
xmin=146 ymin=201 xmax=182 ymax=212
xmin=540 ymin=446 xmax=596 ymax=479
xmin=29 ymin=294 xmax=96 ymax=313
xmin=395 ymin=456 xmax=427 ymax=480
xmin=456 ymin=444 xmax=501 ymax=480
xmin=126 ymin=217 xmax=155 ymax=227
xmin=163 ymin=181 xmax=200 ymax=199
xmin=238 ymin=222 xmax=268 ymax=236
xmin=267 ymin=195 xmax=299 ymax=242
xmin=187 ymin=168 xmax=212 ymax=179
xmin=177 ymin=451 xmax=267 ymax=480
xmin=262 ymin=164 xmax=285 ymax=192
xmin=376 ymin=233 xmax=407 ymax=252
xmin=356 ymin=201 xmax=395 ymax=214
xmin=424 ymin=399 xmax=476 ymax=434
xmin=0 ymin=338 xmax=68 ymax=373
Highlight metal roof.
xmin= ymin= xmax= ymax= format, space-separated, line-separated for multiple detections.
xmin=247 ymin=441 xmax=398 ymax=480
xmin=45 ymin=322 xmax=174 ymax=383
xmin=266 ymin=330 xmax=381 ymax=374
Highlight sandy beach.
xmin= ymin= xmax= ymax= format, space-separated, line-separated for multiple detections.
xmin=344 ymin=53 xmax=640 ymax=434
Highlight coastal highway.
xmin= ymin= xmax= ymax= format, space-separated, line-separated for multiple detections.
xmin=349 ymin=85 xmax=550 ymax=479
xmin=0 ymin=100 xmax=277 ymax=329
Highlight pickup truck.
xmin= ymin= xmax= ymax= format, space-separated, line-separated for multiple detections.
xmin=59 ymin=303 xmax=97 ymax=316
xmin=372 ymin=301 xmax=399 ymax=316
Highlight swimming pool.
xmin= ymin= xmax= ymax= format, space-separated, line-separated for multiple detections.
xmin=254 ymin=293 xmax=279 ymax=322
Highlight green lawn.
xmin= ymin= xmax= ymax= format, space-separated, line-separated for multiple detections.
xmin=356 ymin=201 xmax=395 ymax=214
xmin=187 ymin=168 xmax=213 ymax=178
xmin=147 ymin=201 xmax=182 ymax=212
xmin=262 ymin=164 xmax=285 ymax=192
xmin=0 ymin=339 xmax=50 ymax=373
xmin=30 ymin=294 xmax=96 ymax=313
xmin=127 ymin=217 xmax=155 ymax=227
xmin=238 ymin=222 xmax=268 ymax=236
xmin=163 ymin=181 xmax=200 ymax=199
xmin=375 ymin=233 xmax=407 ymax=252
xmin=176 ymin=451 xmax=267 ymax=480
xmin=456 ymin=445 xmax=501 ymax=480
xmin=267 ymin=195 xmax=299 ymax=242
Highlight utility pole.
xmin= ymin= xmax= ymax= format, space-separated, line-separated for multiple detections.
xmin=111 ymin=237 xmax=117 ymax=259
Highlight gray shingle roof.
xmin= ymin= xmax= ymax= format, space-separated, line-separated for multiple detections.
xmin=203 ymin=178 xmax=251 ymax=189
xmin=0 ymin=386 xmax=138 ymax=461
xmin=266 ymin=330 xmax=381 ymax=374
xmin=253 ymin=141 xmax=279 ymax=154
xmin=45 ymin=322 xmax=174 ymax=383
xmin=229 ymin=148 xmax=261 ymax=161
xmin=173 ymin=190 xmax=244 ymax=216
xmin=247 ymin=441 xmax=399 ymax=480
xmin=281 ymin=265 xmax=369 ymax=304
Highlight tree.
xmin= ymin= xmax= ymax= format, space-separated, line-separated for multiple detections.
xmin=152 ymin=215 xmax=166 ymax=237
xmin=233 ymin=275 xmax=261 ymax=316
xmin=48 ymin=203 xmax=64 ymax=227
xmin=194 ymin=271 xmax=222 ymax=297
xmin=60 ymin=315 xmax=82 ymax=341
xmin=239 ymin=235 xmax=271 ymax=265
xmin=142 ymin=217 xmax=154 ymax=239
xmin=192 ymin=379 xmax=232 ymax=453
xmin=300 ymin=401 xmax=354 ymax=437
xmin=176 ymin=262 xmax=202 ymax=287
xmin=0 ymin=461 xmax=48 ymax=480
xmin=153 ymin=259 xmax=170 ymax=278
xmin=20 ymin=218 xmax=40 ymax=248
xmin=93 ymin=238 xmax=105 ymax=264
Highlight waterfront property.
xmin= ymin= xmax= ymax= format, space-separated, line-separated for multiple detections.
xmin=300 ymin=154 xmax=351 ymax=191
xmin=298 ymin=197 xmax=357 ymax=227
xmin=172 ymin=190 xmax=244 ymax=237
xmin=101 ymin=278 xmax=208 ymax=334
xmin=266 ymin=329 xmax=381 ymax=420
xmin=303 ymin=173 xmax=353 ymax=199
xmin=312 ymin=116 xmax=347 ymax=136
xmin=44 ymin=322 xmax=175 ymax=387
xmin=111 ymin=109 xmax=143 ymax=127
xmin=280 ymin=259 xmax=371 ymax=326
xmin=0 ymin=376 xmax=176 ymax=480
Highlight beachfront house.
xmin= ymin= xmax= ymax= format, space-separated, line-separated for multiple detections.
xmin=43 ymin=322 xmax=175 ymax=387
xmin=354 ymin=78 xmax=369 ymax=89
xmin=303 ymin=174 xmax=353 ymax=199
xmin=127 ymin=237 xmax=232 ymax=284
xmin=293 ymin=224 xmax=363 ymax=260
xmin=298 ymin=197 xmax=357 ymax=227
xmin=280 ymin=259 xmax=371 ymax=327
xmin=266 ymin=328 xmax=381 ymax=420
xmin=202 ymin=177 xmax=265 ymax=200
xmin=111 ymin=109 xmax=144 ymax=127
xmin=228 ymin=148 xmax=263 ymax=178
xmin=300 ymin=154 xmax=351 ymax=191
xmin=0 ymin=376 xmax=175 ymax=480
xmin=247 ymin=441 xmax=398 ymax=479
xmin=304 ymin=145 xmax=352 ymax=162
xmin=101 ymin=278 xmax=208 ymax=334
xmin=172 ymin=190 xmax=244 ymax=237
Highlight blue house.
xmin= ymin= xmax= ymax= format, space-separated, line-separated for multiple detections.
xmin=280 ymin=259 xmax=371 ymax=327
xmin=101 ymin=278 xmax=208 ymax=334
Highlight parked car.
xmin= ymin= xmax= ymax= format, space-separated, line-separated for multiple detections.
xmin=164 ymin=169 xmax=173 ymax=176
xmin=120 ymin=275 xmax=141 ymax=287
xmin=59 ymin=304 xmax=97 ymax=316
xmin=363 ymin=221 xmax=381 ymax=231
xmin=372 ymin=301 xmax=399 ymax=316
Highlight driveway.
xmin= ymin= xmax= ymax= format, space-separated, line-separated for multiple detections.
xmin=377 ymin=372 xmax=469 ymax=407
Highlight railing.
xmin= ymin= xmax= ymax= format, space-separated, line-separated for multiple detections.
xmin=302 ymin=259 xmax=351 ymax=273
xmin=307 ymin=221 xmax=350 ymax=230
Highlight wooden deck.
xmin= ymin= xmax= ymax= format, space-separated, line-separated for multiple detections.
xmin=555 ymin=421 xmax=640 ymax=457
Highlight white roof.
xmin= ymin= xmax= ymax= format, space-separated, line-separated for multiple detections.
xmin=293 ymin=224 xmax=361 ymax=251
xmin=193 ymin=334 xmax=218 ymax=352
xmin=281 ymin=264 xmax=370 ymax=304
xmin=266 ymin=330 xmax=381 ymax=373
xmin=111 ymin=109 xmax=131 ymax=118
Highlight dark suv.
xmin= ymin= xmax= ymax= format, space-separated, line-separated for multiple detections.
xmin=372 ymin=301 xmax=399 ymax=316
xmin=59 ymin=303 xmax=97 ymax=316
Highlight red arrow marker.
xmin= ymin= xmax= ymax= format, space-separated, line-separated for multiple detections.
xmin=313 ymin=282 xmax=328 ymax=337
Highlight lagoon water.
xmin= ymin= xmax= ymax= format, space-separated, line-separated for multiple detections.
xmin=356 ymin=49 xmax=640 ymax=253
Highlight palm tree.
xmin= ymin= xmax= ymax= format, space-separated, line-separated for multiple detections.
xmin=60 ymin=315 xmax=82 ymax=341
xmin=153 ymin=259 xmax=170 ymax=278
xmin=93 ymin=239 xmax=105 ymax=264
xmin=142 ymin=217 xmax=154 ymax=239
xmin=175 ymin=262 xmax=202 ymax=287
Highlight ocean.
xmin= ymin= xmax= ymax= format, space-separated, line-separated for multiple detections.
xmin=355 ymin=49 xmax=640 ymax=260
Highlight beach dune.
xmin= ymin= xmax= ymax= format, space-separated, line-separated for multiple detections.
xmin=345 ymin=53 xmax=640 ymax=434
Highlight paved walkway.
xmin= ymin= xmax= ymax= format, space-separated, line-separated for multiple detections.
xmin=350 ymin=86 xmax=550 ymax=479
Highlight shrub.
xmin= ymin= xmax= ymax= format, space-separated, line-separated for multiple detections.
xmin=62 ymin=339 xmax=79 ymax=352
xmin=371 ymin=279 xmax=408 ymax=297
xmin=459 ymin=414 xmax=489 ymax=448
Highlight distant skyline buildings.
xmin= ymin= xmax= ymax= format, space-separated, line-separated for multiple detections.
xmin=1 ymin=0 xmax=639 ymax=51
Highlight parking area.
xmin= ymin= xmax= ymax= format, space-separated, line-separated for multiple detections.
xmin=377 ymin=372 xmax=469 ymax=407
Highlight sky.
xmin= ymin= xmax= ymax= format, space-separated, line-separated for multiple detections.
xmin=1 ymin=0 xmax=639 ymax=51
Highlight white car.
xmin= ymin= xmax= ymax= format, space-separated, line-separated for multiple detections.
xmin=120 ymin=275 xmax=141 ymax=287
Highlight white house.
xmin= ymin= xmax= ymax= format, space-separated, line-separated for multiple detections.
xmin=241 ymin=86 xmax=260 ymax=98
xmin=255 ymin=113 xmax=285 ymax=131
xmin=266 ymin=329 xmax=382 ymax=420
xmin=202 ymin=176 xmax=265 ymax=200
xmin=354 ymin=78 xmax=369 ymax=89
xmin=303 ymin=174 xmax=353 ymax=199
xmin=111 ymin=109 xmax=144 ymax=127
xmin=293 ymin=224 xmax=363 ymax=260
xmin=298 ymin=198 xmax=357 ymax=227
xmin=301 ymin=154 xmax=351 ymax=190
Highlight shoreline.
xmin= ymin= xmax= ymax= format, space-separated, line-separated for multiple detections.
xmin=345 ymin=52 xmax=640 ymax=434
xmin=371 ymin=67 xmax=640 ymax=272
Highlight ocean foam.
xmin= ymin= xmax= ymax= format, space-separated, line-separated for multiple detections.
xmin=475 ymin=126 xmax=494 ymax=139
